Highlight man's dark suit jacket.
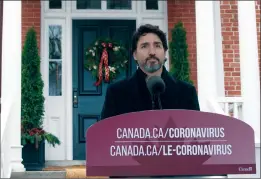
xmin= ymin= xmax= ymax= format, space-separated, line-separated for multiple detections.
xmin=101 ymin=66 xmax=200 ymax=120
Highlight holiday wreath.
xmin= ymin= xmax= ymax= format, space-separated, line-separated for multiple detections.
xmin=84 ymin=38 xmax=128 ymax=86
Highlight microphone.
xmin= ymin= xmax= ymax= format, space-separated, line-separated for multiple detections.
xmin=146 ymin=76 xmax=165 ymax=110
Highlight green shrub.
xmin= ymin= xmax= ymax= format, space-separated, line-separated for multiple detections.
xmin=169 ymin=21 xmax=193 ymax=84
xmin=21 ymin=27 xmax=60 ymax=148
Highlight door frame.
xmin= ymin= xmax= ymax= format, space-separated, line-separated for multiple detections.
xmin=0 ymin=0 xmax=3 ymax=113
xmin=41 ymin=1 xmax=169 ymax=160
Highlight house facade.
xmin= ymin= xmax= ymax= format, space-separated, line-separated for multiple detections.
xmin=1 ymin=0 xmax=260 ymax=178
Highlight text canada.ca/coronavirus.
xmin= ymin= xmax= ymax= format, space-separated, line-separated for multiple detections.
xmin=116 ymin=127 xmax=226 ymax=139
xmin=110 ymin=144 xmax=232 ymax=157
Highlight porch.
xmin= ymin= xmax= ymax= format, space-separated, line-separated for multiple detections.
xmin=1 ymin=0 xmax=260 ymax=178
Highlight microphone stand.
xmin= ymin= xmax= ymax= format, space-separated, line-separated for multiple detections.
xmin=151 ymin=96 xmax=156 ymax=110
xmin=157 ymin=94 xmax=162 ymax=109
xmin=151 ymin=93 xmax=162 ymax=110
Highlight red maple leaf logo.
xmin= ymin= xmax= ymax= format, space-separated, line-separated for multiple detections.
xmin=131 ymin=116 xmax=211 ymax=173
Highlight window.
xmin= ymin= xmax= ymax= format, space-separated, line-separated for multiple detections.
xmin=49 ymin=0 xmax=62 ymax=9
xmin=77 ymin=0 xmax=101 ymax=9
xmin=49 ymin=25 xmax=62 ymax=96
xmin=146 ymin=0 xmax=158 ymax=10
xmin=107 ymin=0 xmax=132 ymax=10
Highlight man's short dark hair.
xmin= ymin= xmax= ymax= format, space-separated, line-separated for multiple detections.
xmin=131 ymin=24 xmax=168 ymax=54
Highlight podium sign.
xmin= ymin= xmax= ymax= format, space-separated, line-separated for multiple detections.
xmin=86 ymin=110 xmax=256 ymax=177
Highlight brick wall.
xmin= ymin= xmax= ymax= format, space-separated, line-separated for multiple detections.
xmin=22 ymin=0 xmax=41 ymax=49
xmin=167 ymin=0 xmax=197 ymax=90
xmin=256 ymin=0 xmax=261 ymax=87
xmin=220 ymin=0 xmax=241 ymax=96
xmin=21 ymin=0 xmax=259 ymax=95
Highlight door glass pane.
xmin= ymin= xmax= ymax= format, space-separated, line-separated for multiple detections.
xmin=49 ymin=0 xmax=62 ymax=9
xmin=49 ymin=25 xmax=62 ymax=59
xmin=49 ymin=61 xmax=62 ymax=96
xmin=107 ymin=0 xmax=131 ymax=10
xmin=49 ymin=25 xmax=62 ymax=96
xmin=77 ymin=0 xmax=101 ymax=9
xmin=146 ymin=0 xmax=158 ymax=10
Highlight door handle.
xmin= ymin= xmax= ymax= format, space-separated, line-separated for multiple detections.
xmin=73 ymin=88 xmax=78 ymax=108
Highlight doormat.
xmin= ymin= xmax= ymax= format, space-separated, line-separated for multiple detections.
xmin=43 ymin=165 xmax=108 ymax=178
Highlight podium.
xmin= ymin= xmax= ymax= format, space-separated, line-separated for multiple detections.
xmin=86 ymin=110 xmax=256 ymax=177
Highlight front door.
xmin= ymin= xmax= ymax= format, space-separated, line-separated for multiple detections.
xmin=72 ymin=20 xmax=136 ymax=160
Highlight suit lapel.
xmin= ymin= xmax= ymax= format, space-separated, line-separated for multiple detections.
xmin=159 ymin=67 xmax=180 ymax=109
xmin=128 ymin=68 xmax=152 ymax=111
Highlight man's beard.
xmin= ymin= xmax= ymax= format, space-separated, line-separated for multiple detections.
xmin=142 ymin=57 xmax=164 ymax=73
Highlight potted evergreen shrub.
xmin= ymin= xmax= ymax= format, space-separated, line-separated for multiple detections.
xmin=169 ymin=21 xmax=193 ymax=84
xmin=21 ymin=27 xmax=60 ymax=171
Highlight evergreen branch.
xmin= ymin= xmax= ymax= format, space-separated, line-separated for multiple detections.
xmin=169 ymin=21 xmax=193 ymax=84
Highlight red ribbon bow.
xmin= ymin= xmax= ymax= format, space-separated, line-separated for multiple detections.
xmin=94 ymin=43 xmax=110 ymax=86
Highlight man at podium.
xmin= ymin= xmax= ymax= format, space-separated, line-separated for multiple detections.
xmin=98 ymin=24 xmax=229 ymax=178
xmin=101 ymin=24 xmax=200 ymax=120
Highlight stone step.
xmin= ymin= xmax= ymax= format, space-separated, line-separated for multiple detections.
xmin=11 ymin=160 xmax=84 ymax=178
xmin=44 ymin=160 xmax=86 ymax=167
xmin=11 ymin=171 xmax=65 ymax=178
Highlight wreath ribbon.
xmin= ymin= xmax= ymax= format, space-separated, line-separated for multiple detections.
xmin=94 ymin=43 xmax=110 ymax=86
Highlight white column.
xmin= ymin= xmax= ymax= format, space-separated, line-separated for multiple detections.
xmin=213 ymin=1 xmax=225 ymax=97
xmin=195 ymin=1 xmax=219 ymax=110
xmin=2 ymin=1 xmax=25 ymax=172
xmin=238 ymin=1 xmax=260 ymax=145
